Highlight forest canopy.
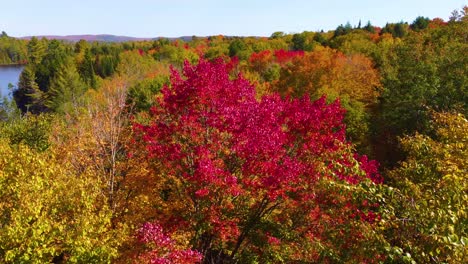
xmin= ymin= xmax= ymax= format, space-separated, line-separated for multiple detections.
xmin=0 ymin=6 xmax=467 ymax=263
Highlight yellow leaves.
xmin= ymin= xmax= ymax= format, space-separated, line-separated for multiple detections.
xmin=0 ymin=142 xmax=118 ymax=262
xmin=386 ymin=111 xmax=468 ymax=263
xmin=274 ymin=47 xmax=381 ymax=110
xmin=117 ymin=50 xmax=162 ymax=83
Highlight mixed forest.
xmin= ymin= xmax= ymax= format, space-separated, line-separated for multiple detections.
xmin=0 ymin=7 xmax=467 ymax=263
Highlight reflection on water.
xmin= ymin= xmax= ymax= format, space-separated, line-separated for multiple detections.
xmin=0 ymin=65 xmax=24 ymax=99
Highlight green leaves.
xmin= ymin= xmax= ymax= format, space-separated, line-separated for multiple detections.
xmin=0 ymin=113 xmax=52 ymax=151
xmin=46 ymin=58 xmax=87 ymax=113
xmin=384 ymin=112 xmax=468 ymax=263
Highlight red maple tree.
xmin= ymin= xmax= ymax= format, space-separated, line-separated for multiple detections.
xmin=132 ymin=59 xmax=383 ymax=263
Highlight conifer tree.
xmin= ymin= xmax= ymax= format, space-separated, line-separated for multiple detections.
xmin=46 ymin=58 xmax=86 ymax=113
xmin=13 ymin=65 xmax=45 ymax=113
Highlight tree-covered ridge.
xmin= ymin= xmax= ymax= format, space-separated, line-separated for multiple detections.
xmin=0 ymin=31 xmax=28 ymax=65
xmin=0 ymin=6 xmax=467 ymax=263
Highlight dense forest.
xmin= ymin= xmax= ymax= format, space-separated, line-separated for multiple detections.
xmin=0 ymin=7 xmax=467 ymax=263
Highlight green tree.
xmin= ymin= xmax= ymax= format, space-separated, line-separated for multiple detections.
xmin=13 ymin=65 xmax=45 ymax=113
xmin=0 ymin=34 xmax=28 ymax=64
xmin=127 ymin=75 xmax=169 ymax=112
xmin=26 ymin=36 xmax=46 ymax=65
xmin=0 ymin=95 xmax=20 ymax=122
xmin=156 ymin=44 xmax=199 ymax=66
xmin=330 ymin=30 xmax=377 ymax=56
xmin=228 ymin=38 xmax=252 ymax=60
xmin=269 ymin=31 xmax=285 ymax=39
xmin=74 ymin=39 xmax=89 ymax=54
xmin=313 ymin=32 xmax=327 ymax=45
xmin=410 ymin=16 xmax=430 ymax=31
xmin=0 ymin=113 xmax=51 ymax=151
xmin=291 ymin=33 xmax=306 ymax=50
xmin=363 ymin=21 xmax=376 ymax=33
xmin=95 ymin=54 xmax=118 ymax=78
xmin=375 ymin=18 xmax=467 ymax=166
xmin=46 ymin=58 xmax=87 ymax=113
xmin=78 ymin=48 xmax=97 ymax=88
xmin=334 ymin=23 xmax=353 ymax=37
xmin=382 ymin=112 xmax=468 ymax=263
xmin=381 ymin=22 xmax=409 ymax=38
xmin=291 ymin=32 xmax=316 ymax=51
xmin=35 ymin=39 xmax=71 ymax=92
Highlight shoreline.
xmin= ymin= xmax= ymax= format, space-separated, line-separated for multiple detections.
xmin=0 ymin=63 xmax=27 ymax=67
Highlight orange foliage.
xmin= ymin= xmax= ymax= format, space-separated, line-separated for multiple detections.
xmin=249 ymin=50 xmax=273 ymax=72
xmin=274 ymin=47 xmax=381 ymax=105
xmin=193 ymin=43 xmax=208 ymax=56
xmin=428 ymin=18 xmax=447 ymax=28
xmin=369 ymin=32 xmax=381 ymax=42
xmin=144 ymin=63 xmax=171 ymax=79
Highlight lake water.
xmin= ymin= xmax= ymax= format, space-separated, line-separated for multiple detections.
xmin=0 ymin=65 xmax=24 ymax=99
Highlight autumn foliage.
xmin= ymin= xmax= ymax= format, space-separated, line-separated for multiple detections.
xmin=274 ymin=47 xmax=380 ymax=103
xmin=2 ymin=7 xmax=467 ymax=263
xmin=132 ymin=60 xmax=383 ymax=263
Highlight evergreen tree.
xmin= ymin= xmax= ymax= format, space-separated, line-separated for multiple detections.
xmin=269 ymin=31 xmax=285 ymax=39
xmin=363 ymin=21 xmax=375 ymax=33
xmin=35 ymin=39 xmax=70 ymax=92
xmin=26 ymin=37 xmax=46 ymax=65
xmin=46 ymin=58 xmax=86 ymax=113
xmin=410 ymin=16 xmax=430 ymax=31
xmin=228 ymin=38 xmax=249 ymax=59
xmin=78 ymin=49 xmax=97 ymax=88
xmin=313 ymin=32 xmax=327 ymax=45
xmin=74 ymin=39 xmax=89 ymax=53
xmin=13 ymin=66 xmax=45 ymax=113
xmin=381 ymin=22 xmax=408 ymax=38
xmin=334 ymin=23 xmax=352 ymax=37
xmin=291 ymin=33 xmax=306 ymax=50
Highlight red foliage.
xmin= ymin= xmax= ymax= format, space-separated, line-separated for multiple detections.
xmin=137 ymin=222 xmax=202 ymax=264
xmin=132 ymin=59 xmax=382 ymax=262
xmin=193 ymin=44 xmax=208 ymax=56
xmin=225 ymin=56 xmax=239 ymax=72
xmin=249 ymin=50 xmax=272 ymax=64
xmin=248 ymin=49 xmax=305 ymax=69
xmin=248 ymin=50 xmax=273 ymax=72
xmin=428 ymin=17 xmax=447 ymax=28
xmin=354 ymin=154 xmax=382 ymax=184
xmin=274 ymin=49 xmax=304 ymax=64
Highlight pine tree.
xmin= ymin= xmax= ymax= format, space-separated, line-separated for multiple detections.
xmin=13 ymin=65 xmax=45 ymax=113
xmin=78 ymin=49 xmax=97 ymax=88
xmin=46 ymin=59 xmax=86 ymax=113
xmin=26 ymin=37 xmax=46 ymax=65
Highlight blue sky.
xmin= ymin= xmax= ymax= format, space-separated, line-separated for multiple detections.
xmin=2 ymin=0 xmax=467 ymax=37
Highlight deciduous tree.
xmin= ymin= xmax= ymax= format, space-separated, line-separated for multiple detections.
xmin=383 ymin=112 xmax=468 ymax=263
xmin=274 ymin=47 xmax=381 ymax=153
xmin=0 ymin=140 xmax=118 ymax=263
xmin=132 ymin=60 xmax=384 ymax=263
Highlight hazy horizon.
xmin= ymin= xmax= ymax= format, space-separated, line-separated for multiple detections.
xmin=2 ymin=0 xmax=467 ymax=38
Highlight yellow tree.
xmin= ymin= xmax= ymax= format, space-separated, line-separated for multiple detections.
xmin=275 ymin=47 xmax=380 ymax=104
xmin=0 ymin=140 xmax=117 ymax=263
xmin=384 ymin=112 xmax=468 ymax=263
xmin=49 ymin=74 xmax=134 ymax=217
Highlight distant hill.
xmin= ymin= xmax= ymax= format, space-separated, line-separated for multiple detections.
xmin=19 ymin=34 xmax=195 ymax=42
